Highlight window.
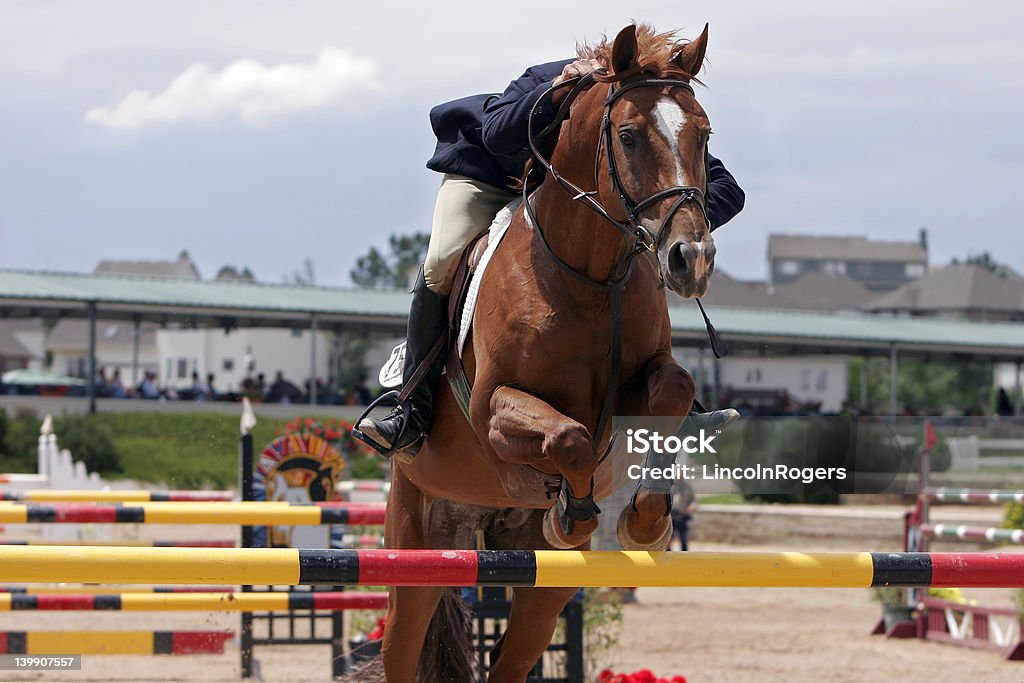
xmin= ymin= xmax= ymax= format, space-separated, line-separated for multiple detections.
xmin=745 ymin=368 xmax=763 ymax=384
xmin=816 ymin=370 xmax=828 ymax=392
xmin=222 ymin=358 xmax=234 ymax=372
xmin=779 ymin=260 xmax=800 ymax=276
xmin=177 ymin=358 xmax=188 ymax=379
xmin=905 ymin=263 xmax=925 ymax=278
xmin=165 ymin=358 xmax=172 ymax=381
xmin=823 ymin=261 xmax=847 ymax=276
xmin=800 ymin=368 xmax=812 ymax=391
xmin=291 ymin=328 xmax=303 ymax=338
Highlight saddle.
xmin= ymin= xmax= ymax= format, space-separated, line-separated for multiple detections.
xmin=377 ymin=200 xmax=519 ymax=420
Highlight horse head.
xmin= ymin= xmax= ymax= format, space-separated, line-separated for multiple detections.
xmin=564 ymin=24 xmax=716 ymax=298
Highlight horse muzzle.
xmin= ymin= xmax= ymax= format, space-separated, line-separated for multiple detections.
xmin=662 ymin=238 xmax=715 ymax=298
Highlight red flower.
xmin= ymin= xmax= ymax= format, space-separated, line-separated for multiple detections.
xmin=367 ymin=616 xmax=387 ymax=640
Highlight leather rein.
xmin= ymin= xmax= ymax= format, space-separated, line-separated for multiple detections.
xmin=521 ymin=67 xmax=713 ymax=449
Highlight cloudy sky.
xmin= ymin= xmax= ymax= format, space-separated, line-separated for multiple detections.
xmin=1 ymin=0 xmax=1021 ymax=286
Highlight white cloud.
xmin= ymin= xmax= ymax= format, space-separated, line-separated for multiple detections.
xmin=85 ymin=47 xmax=382 ymax=129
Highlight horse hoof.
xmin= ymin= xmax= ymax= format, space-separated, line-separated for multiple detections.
xmin=616 ymin=508 xmax=672 ymax=551
xmin=542 ymin=506 xmax=579 ymax=549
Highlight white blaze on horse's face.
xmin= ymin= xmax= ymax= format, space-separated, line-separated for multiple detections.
xmin=651 ymin=97 xmax=688 ymax=185
xmin=644 ymin=91 xmax=715 ymax=299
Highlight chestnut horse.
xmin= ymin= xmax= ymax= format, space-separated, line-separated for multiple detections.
xmin=381 ymin=24 xmax=716 ymax=682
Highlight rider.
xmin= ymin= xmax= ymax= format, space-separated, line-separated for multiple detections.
xmin=356 ymin=57 xmax=746 ymax=459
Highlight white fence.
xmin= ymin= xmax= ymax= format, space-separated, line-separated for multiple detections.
xmin=948 ymin=436 xmax=1024 ymax=472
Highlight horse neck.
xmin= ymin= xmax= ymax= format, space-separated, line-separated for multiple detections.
xmin=531 ymin=93 xmax=632 ymax=288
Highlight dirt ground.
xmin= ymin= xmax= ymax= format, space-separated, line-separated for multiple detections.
xmin=1 ymin=520 xmax=1023 ymax=681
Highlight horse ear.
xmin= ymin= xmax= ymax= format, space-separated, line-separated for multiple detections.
xmin=673 ymin=23 xmax=709 ymax=78
xmin=610 ymin=24 xmax=639 ymax=74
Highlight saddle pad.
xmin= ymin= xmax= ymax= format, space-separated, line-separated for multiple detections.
xmin=457 ymin=198 xmax=521 ymax=358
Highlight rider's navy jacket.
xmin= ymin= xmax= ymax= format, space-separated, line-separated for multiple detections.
xmin=426 ymin=59 xmax=745 ymax=231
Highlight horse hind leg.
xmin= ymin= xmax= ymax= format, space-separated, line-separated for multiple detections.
xmin=485 ymin=509 xmax=580 ymax=683
xmin=488 ymin=385 xmax=599 ymax=549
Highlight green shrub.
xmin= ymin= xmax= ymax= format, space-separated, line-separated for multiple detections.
xmin=718 ymin=416 xmax=910 ymax=505
xmin=52 ymin=415 xmax=121 ymax=475
xmin=1 ymin=415 xmax=39 ymax=472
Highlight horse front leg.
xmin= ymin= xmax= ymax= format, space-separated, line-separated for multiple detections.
xmin=617 ymin=353 xmax=695 ymax=550
xmin=487 ymin=385 xmax=599 ymax=549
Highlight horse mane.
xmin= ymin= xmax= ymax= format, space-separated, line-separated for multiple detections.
xmin=577 ymin=23 xmax=705 ymax=84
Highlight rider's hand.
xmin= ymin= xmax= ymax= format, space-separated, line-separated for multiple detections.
xmin=551 ymin=59 xmax=602 ymax=106
xmin=552 ymin=59 xmax=602 ymax=87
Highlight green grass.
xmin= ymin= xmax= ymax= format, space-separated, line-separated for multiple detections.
xmin=697 ymin=493 xmax=750 ymax=505
xmin=0 ymin=411 xmax=381 ymax=489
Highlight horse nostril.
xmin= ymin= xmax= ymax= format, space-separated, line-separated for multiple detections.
xmin=669 ymin=244 xmax=689 ymax=276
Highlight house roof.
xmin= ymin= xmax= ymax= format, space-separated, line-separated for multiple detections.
xmin=46 ymin=319 xmax=158 ymax=351
xmin=688 ymin=270 xmax=796 ymax=309
xmin=0 ymin=326 xmax=35 ymax=359
xmin=772 ymin=271 xmax=875 ymax=311
xmin=94 ymin=251 xmax=200 ymax=280
xmin=768 ymin=234 xmax=927 ymax=263
xmin=864 ymin=263 xmax=1024 ymax=314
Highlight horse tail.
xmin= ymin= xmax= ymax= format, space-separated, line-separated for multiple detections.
xmin=417 ymin=588 xmax=476 ymax=682
xmin=340 ymin=588 xmax=475 ymax=683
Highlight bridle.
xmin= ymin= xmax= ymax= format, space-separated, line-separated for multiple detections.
xmin=524 ymin=68 xmax=710 ymax=288
xmin=522 ymin=66 xmax=723 ymax=454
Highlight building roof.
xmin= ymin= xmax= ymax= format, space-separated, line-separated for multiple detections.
xmin=94 ymin=251 xmax=200 ymax=280
xmin=0 ymin=326 xmax=35 ymax=359
xmin=688 ymin=270 xmax=796 ymax=309
xmin=768 ymin=234 xmax=927 ymax=263
xmin=772 ymin=271 xmax=875 ymax=311
xmin=0 ymin=269 xmax=410 ymax=329
xmin=667 ymin=303 xmax=1024 ymax=357
xmin=863 ymin=263 xmax=1024 ymax=315
xmin=2 ymin=269 xmax=1023 ymax=358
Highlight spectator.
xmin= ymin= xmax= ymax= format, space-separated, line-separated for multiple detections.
xmin=191 ymin=371 xmax=211 ymax=401
xmin=108 ymin=369 xmax=126 ymax=398
xmin=265 ymin=371 xmax=302 ymax=404
xmin=352 ymin=375 xmax=371 ymax=406
xmin=137 ymin=372 xmax=160 ymax=399
xmin=206 ymin=373 xmax=218 ymax=401
xmin=671 ymin=481 xmax=697 ymax=552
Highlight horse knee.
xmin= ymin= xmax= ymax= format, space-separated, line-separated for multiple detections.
xmin=543 ymin=422 xmax=594 ymax=473
xmin=648 ymin=364 xmax=695 ymax=415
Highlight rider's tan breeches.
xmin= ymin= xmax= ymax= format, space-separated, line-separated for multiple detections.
xmin=424 ymin=174 xmax=516 ymax=293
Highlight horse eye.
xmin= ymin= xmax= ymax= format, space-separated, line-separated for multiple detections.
xmin=618 ymin=131 xmax=636 ymax=147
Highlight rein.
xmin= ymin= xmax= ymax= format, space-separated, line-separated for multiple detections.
xmin=522 ymin=67 xmax=725 ymax=449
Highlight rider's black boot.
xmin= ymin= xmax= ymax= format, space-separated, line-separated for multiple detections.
xmin=355 ymin=269 xmax=448 ymax=461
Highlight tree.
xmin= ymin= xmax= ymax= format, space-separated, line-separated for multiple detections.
xmin=284 ymin=259 xmax=316 ymax=286
xmin=215 ymin=265 xmax=256 ymax=282
xmin=847 ymin=356 xmax=994 ymax=415
xmin=952 ymin=251 xmax=1000 ymax=272
xmin=351 ymin=233 xmax=430 ymax=289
